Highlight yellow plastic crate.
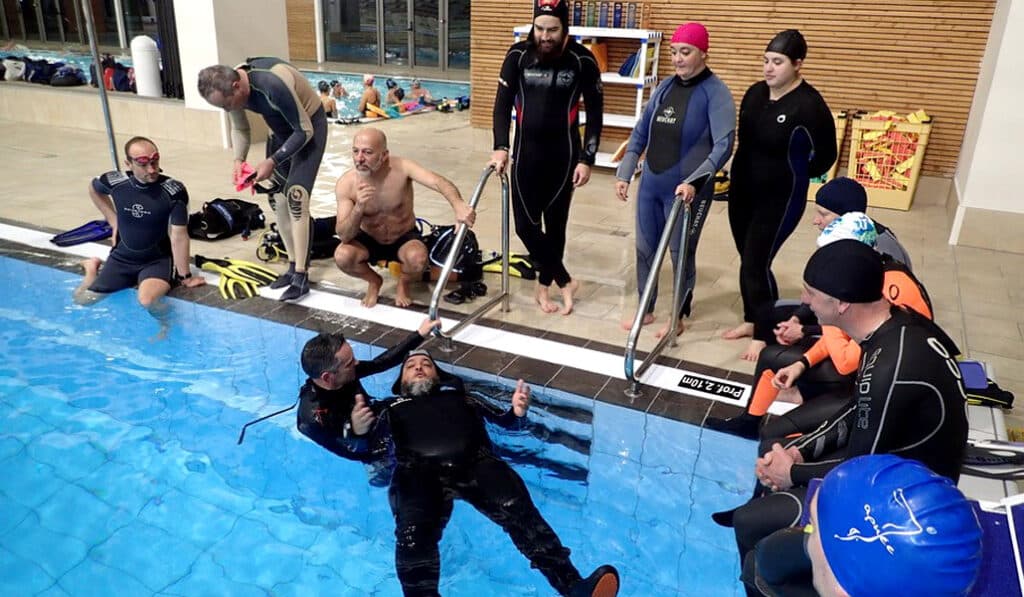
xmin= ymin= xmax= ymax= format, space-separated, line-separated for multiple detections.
xmin=847 ymin=113 xmax=933 ymax=211
xmin=807 ymin=110 xmax=849 ymax=201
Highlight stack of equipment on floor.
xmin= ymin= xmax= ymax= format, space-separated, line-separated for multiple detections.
xmin=195 ymin=255 xmax=278 ymax=300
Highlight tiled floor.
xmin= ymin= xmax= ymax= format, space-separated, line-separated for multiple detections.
xmin=0 ymin=111 xmax=1021 ymax=429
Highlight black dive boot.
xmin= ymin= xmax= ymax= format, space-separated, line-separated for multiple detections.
xmin=569 ymin=565 xmax=619 ymax=597
xmin=704 ymin=412 xmax=762 ymax=440
xmin=269 ymin=262 xmax=295 ymax=289
xmin=280 ymin=271 xmax=309 ymax=301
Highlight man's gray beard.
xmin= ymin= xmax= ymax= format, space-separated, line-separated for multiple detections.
xmin=401 ymin=377 xmax=437 ymax=397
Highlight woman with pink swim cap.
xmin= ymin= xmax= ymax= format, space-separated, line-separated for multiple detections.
xmin=614 ymin=22 xmax=735 ymax=339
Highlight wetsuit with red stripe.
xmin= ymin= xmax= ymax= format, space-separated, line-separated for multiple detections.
xmin=493 ymin=39 xmax=603 ymax=287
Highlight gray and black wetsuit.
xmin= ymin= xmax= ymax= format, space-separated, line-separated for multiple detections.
xmin=229 ymin=57 xmax=327 ymax=273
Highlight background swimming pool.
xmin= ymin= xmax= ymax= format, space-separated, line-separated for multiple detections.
xmin=0 ymin=255 xmax=755 ymax=596
xmin=0 ymin=49 xmax=470 ymax=120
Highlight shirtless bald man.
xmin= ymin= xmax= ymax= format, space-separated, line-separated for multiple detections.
xmin=334 ymin=128 xmax=475 ymax=307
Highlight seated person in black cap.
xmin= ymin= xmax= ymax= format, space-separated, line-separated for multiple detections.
xmin=734 ymin=176 xmax=915 ymax=362
xmin=712 ymin=239 xmax=969 ymax=594
xmin=811 ymin=176 xmax=912 ymax=270
xmin=352 ymin=349 xmax=620 ymax=597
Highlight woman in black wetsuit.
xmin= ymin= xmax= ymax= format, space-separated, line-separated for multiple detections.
xmin=725 ymin=30 xmax=837 ymax=348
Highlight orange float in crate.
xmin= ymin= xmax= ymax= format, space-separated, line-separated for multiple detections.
xmin=846 ymin=110 xmax=933 ymax=211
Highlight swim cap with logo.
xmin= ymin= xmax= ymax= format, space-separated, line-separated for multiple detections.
xmin=817 ymin=455 xmax=983 ymax=597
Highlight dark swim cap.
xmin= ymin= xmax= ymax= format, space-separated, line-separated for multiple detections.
xmin=317 ymin=80 xmax=330 ymax=93
xmin=816 ymin=177 xmax=868 ymax=216
xmin=765 ymin=29 xmax=807 ymax=62
xmin=385 ymin=78 xmax=397 ymax=89
xmin=803 ymin=239 xmax=883 ymax=303
xmin=534 ymin=0 xmax=570 ymax=31
xmin=817 ymin=455 xmax=983 ymax=597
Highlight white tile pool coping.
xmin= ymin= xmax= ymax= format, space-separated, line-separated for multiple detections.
xmin=1 ymin=221 xmax=1016 ymax=500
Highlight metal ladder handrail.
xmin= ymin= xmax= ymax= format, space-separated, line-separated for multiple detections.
xmin=428 ymin=165 xmax=511 ymax=351
xmin=624 ymin=197 xmax=692 ymax=398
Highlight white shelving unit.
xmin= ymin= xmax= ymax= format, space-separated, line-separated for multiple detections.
xmin=513 ymin=25 xmax=662 ymax=168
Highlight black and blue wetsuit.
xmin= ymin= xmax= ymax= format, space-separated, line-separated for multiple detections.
xmin=729 ymin=80 xmax=837 ymax=324
xmin=229 ymin=57 xmax=327 ymax=274
xmin=493 ymin=39 xmax=603 ymax=288
xmin=89 ymin=171 xmax=188 ymax=293
xmin=370 ymin=374 xmax=586 ymax=596
xmin=295 ymin=329 xmax=425 ymax=485
xmin=616 ymin=69 xmax=735 ymax=318
xmin=727 ymin=308 xmax=968 ymax=579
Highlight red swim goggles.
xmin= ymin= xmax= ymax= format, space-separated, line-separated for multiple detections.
xmin=127 ymin=152 xmax=160 ymax=166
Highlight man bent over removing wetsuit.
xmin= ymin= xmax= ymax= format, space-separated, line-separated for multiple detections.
xmin=198 ymin=57 xmax=328 ymax=301
xmin=353 ymin=350 xmax=619 ymax=597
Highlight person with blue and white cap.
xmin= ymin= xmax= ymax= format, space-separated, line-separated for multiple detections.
xmin=807 ymin=454 xmax=983 ymax=596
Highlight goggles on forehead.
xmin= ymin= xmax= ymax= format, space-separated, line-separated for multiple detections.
xmin=128 ymin=152 xmax=160 ymax=166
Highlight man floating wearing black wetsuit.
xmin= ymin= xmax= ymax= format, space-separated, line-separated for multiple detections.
xmin=198 ymin=57 xmax=328 ymax=301
xmin=295 ymin=316 xmax=438 ymax=481
xmin=75 ymin=136 xmax=206 ymax=316
xmin=490 ymin=0 xmax=604 ymax=316
xmin=352 ymin=350 xmax=620 ymax=597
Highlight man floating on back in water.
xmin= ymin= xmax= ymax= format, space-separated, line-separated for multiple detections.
xmin=352 ymin=349 xmax=621 ymax=596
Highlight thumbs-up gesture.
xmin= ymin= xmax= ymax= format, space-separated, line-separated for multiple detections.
xmin=512 ymin=379 xmax=531 ymax=417
xmin=350 ymin=394 xmax=376 ymax=436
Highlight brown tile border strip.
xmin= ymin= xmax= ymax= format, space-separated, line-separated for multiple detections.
xmin=0 ymin=234 xmax=749 ymax=427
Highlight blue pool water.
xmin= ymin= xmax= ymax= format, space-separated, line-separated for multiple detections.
xmin=0 ymin=255 xmax=755 ymax=596
xmin=1 ymin=49 xmax=470 ymax=120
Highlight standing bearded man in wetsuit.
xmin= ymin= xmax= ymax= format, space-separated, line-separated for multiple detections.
xmin=75 ymin=136 xmax=206 ymax=312
xmin=198 ymin=57 xmax=327 ymax=301
xmin=490 ymin=0 xmax=604 ymax=315
xmin=353 ymin=349 xmax=620 ymax=597
xmin=710 ymin=240 xmax=968 ymax=595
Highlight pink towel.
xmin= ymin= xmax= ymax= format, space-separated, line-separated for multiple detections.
xmin=234 ymin=162 xmax=256 ymax=193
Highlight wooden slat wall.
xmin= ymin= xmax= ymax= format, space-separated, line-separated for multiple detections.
xmin=470 ymin=1 xmax=996 ymax=176
xmin=287 ymin=0 xmax=317 ymax=61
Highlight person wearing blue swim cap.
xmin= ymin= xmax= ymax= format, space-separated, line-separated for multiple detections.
xmin=808 ymin=454 xmax=983 ymax=596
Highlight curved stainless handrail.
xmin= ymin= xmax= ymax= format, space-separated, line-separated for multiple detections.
xmin=623 ymin=197 xmax=691 ymax=398
xmin=428 ymin=165 xmax=511 ymax=351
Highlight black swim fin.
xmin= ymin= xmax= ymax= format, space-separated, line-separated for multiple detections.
xmin=961 ymin=439 xmax=1024 ymax=480
xmin=50 ymin=219 xmax=112 ymax=247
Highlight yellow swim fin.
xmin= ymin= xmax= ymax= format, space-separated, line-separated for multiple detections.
xmin=218 ymin=274 xmax=258 ymax=300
